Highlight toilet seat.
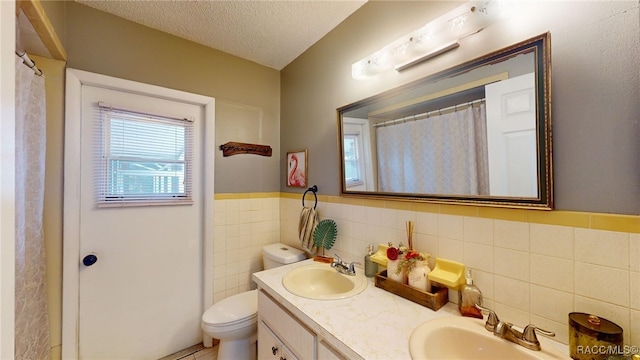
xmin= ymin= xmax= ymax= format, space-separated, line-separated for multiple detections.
xmin=202 ymin=289 xmax=258 ymax=331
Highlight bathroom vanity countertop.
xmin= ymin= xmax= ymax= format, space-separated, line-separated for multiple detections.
xmin=253 ymin=259 xmax=570 ymax=360
xmin=253 ymin=259 xmax=461 ymax=359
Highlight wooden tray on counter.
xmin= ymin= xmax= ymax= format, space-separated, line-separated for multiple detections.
xmin=375 ymin=270 xmax=448 ymax=311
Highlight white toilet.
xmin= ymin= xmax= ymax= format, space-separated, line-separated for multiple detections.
xmin=201 ymin=243 xmax=306 ymax=360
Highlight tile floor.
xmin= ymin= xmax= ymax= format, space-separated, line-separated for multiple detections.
xmin=180 ymin=346 xmax=217 ymax=360
xmin=159 ymin=344 xmax=218 ymax=360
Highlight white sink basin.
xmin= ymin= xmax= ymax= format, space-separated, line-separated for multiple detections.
xmin=282 ymin=263 xmax=367 ymax=300
xmin=409 ymin=316 xmax=567 ymax=359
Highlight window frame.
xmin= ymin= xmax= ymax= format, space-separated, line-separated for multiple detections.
xmin=342 ymin=119 xmax=374 ymax=190
xmin=343 ymin=133 xmax=364 ymax=187
xmin=97 ymin=103 xmax=194 ymax=207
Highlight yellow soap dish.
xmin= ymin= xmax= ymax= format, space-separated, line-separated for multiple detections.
xmin=427 ymin=258 xmax=465 ymax=289
xmin=370 ymin=243 xmax=389 ymax=267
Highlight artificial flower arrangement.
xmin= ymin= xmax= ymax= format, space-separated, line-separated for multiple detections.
xmin=376 ymin=222 xmax=447 ymax=309
xmin=386 ymin=242 xmax=430 ymax=277
xmin=398 ymin=249 xmax=430 ymax=275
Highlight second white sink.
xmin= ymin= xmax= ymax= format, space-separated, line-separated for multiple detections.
xmin=409 ymin=316 xmax=568 ymax=359
xmin=282 ymin=263 xmax=367 ymax=300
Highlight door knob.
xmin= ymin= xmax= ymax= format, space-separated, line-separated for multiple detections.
xmin=83 ymin=254 xmax=98 ymax=267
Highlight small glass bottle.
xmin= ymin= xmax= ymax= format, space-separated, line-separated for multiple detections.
xmin=364 ymin=244 xmax=378 ymax=277
xmin=458 ymin=267 xmax=483 ymax=319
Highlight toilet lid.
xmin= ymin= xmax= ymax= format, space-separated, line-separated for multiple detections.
xmin=202 ymin=290 xmax=258 ymax=326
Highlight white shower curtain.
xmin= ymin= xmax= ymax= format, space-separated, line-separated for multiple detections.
xmin=14 ymin=55 xmax=50 ymax=360
xmin=376 ymin=104 xmax=489 ymax=195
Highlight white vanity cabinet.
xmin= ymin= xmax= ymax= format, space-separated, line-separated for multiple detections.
xmin=258 ymin=321 xmax=299 ymax=360
xmin=317 ymin=339 xmax=348 ymax=360
xmin=258 ymin=290 xmax=315 ymax=360
xmin=257 ymin=290 xmax=351 ymax=360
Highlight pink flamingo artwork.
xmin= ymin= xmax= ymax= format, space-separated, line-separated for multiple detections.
xmin=288 ymin=153 xmax=306 ymax=187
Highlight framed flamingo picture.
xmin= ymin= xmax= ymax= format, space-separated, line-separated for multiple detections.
xmin=286 ymin=149 xmax=307 ymax=188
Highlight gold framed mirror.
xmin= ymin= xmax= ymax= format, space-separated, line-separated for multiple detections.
xmin=338 ymin=33 xmax=552 ymax=209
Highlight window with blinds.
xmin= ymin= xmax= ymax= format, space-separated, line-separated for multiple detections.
xmin=343 ymin=134 xmax=364 ymax=187
xmin=97 ymin=103 xmax=194 ymax=206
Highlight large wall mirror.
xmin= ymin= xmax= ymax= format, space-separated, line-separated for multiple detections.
xmin=338 ymin=33 xmax=552 ymax=209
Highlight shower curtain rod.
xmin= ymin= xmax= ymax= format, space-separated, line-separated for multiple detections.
xmin=373 ymin=98 xmax=485 ymax=128
xmin=16 ymin=51 xmax=43 ymax=76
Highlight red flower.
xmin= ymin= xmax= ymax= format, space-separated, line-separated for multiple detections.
xmin=405 ymin=251 xmax=419 ymax=260
xmin=386 ymin=247 xmax=399 ymax=260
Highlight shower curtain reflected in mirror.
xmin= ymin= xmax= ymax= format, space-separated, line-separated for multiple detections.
xmin=376 ymin=104 xmax=489 ymax=195
xmin=14 ymin=55 xmax=49 ymax=360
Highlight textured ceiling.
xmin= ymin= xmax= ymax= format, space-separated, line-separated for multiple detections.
xmin=76 ymin=0 xmax=367 ymax=70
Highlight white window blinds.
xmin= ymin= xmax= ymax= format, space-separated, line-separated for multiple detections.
xmin=97 ymin=102 xmax=194 ymax=206
xmin=343 ymin=134 xmax=363 ymax=187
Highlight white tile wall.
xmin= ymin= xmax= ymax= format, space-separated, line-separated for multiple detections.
xmin=212 ymin=197 xmax=280 ymax=303
xmin=530 ymin=223 xmax=574 ymax=259
xmin=276 ymin=197 xmax=639 ymax=347
xmin=575 ymin=228 xmax=629 ymax=269
xmin=631 ymin=233 xmax=640 ymax=273
xmin=211 ymin=196 xmax=639 ymax=347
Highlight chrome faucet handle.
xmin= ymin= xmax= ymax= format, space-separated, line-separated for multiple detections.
xmin=523 ymin=324 xmax=555 ymax=343
xmin=475 ymin=303 xmax=490 ymax=312
xmin=331 ymin=254 xmax=343 ymax=266
xmin=348 ymin=261 xmax=361 ymax=274
xmin=475 ymin=304 xmax=500 ymax=331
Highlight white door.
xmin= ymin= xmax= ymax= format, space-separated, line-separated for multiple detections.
xmin=63 ymin=70 xmax=215 ymax=360
xmin=485 ymin=73 xmax=538 ymax=197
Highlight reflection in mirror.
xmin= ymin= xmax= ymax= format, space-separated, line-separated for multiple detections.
xmin=338 ymin=33 xmax=552 ymax=209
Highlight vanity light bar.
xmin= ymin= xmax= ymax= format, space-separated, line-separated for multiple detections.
xmin=352 ymin=0 xmax=504 ymax=79
xmin=394 ymin=41 xmax=460 ymax=72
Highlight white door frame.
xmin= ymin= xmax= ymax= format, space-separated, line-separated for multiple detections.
xmin=62 ymin=69 xmax=215 ymax=359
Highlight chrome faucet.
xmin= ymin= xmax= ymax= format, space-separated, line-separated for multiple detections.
xmin=331 ymin=255 xmax=359 ymax=276
xmin=475 ymin=304 xmax=555 ymax=351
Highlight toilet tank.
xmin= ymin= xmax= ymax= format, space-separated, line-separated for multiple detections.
xmin=262 ymin=243 xmax=306 ymax=270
